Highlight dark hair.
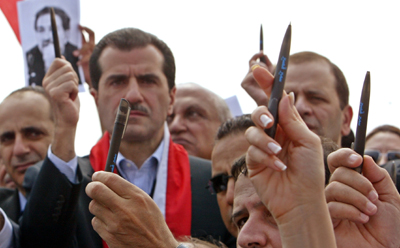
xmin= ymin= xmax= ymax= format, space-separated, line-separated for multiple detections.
xmin=178 ymin=236 xmax=227 ymax=248
xmin=366 ymin=125 xmax=400 ymax=141
xmin=89 ymin=28 xmax=175 ymax=91
xmin=35 ymin=7 xmax=70 ymax=31
xmin=6 ymin=86 xmax=54 ymax=121
xmin=216 ymin=114 xmax=255 ymax=141
xmin=231 ymin=155 xmax=247 ymax=182
xmin=289 ymin=51 xmax=349 ymax=110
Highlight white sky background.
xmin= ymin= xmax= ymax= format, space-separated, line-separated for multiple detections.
xmin=0 ymin=0 xmax=399 ymax=156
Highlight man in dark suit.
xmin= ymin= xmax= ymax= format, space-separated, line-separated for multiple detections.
xmin=0 ymin=87 xmax=54 ymax=246
xmin=26 ymin=6 xmax=81 ymax=86
xmin=20 ymin=28 xmax=234 ymax=247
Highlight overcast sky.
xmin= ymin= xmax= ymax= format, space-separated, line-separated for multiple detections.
xmin=1 ymin=0 xmax=399 ymax=156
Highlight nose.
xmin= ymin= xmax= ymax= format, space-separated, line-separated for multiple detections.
xmin=226 ymin=178 xmax=235 ymax=206
xmin=237 ymin=216 xmax=268 ymax=248
xmin=294 ymin=95 xmax=312 ymax=118
xmin=125 ymin=78 xmax=144 ymax=105
xmin=168 ymin=114 xmax=187 ymax=134
xmin=377 ymin=153 xmax=388 ymax=166
xmin=43 ymin=27 xmax=53 ymax=41
xmin=13 ymin=134 xmax=30 ymax=157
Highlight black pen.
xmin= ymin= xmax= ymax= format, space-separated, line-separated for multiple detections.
xmin=260 ymin=24 xmax=267 ymax=64
xmin=105 ymin=99 xmax=131 ymax=172
xmin=353 ymin=72 xmax=371 ymax=173
xmin=50 ymin=7 xmax=61 ymax=58
xmin=265 ymin=23 xmax=292 ymax=138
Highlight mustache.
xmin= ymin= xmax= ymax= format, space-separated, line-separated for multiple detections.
xmin=42 ymin=39 xmax=52 ymax=48
xmin=10 ymin=153 xmax=42 ymax=167
xmin=129 ymin=103 xmax=149 ymax=114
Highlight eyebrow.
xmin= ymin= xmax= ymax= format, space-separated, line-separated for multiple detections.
xmin=137 ymin=73 xmax=160 ymax=80
xmin=0 ymin=131 xmax=14 ymax=139
xmin=105 ymin=74 xmax=128 ymax=82
xmin=231 ymin=200 xmax=265 ymax=222
xmin=231 ymin=208 xmax=246 ymax=222
xmin=22 ymin=126 xmax=46 ymax=134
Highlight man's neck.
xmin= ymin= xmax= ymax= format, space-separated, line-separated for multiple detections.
xmin=17 ymin=186 xmax=26 ymax=197
xmin=119 ymin=131 xmax=165 ymax=168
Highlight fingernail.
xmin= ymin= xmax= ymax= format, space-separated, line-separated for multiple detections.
xmin=368 ymin=190 xmax=378 ymax=202
xmin=260 ymin=114 xmax=272 ymax=128
xmin=359 ymin=212 xmax=369 ymax=223
xmin=366 ymin=201 xmax=377 ymax=213
xmin=251 ymin=64 xmax=261 ymax=72
xmin=274 ymin=160 xmax=287 ymax=171
xmin=348 ymin=154 xmax=359 ymax=164
xmin=268 ymin=142 xmax=282 ymax=154
xmin=288 ymin=92 xmax=295 ymax=106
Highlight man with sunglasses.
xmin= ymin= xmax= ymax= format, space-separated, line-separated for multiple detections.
xmin=365 ymin=124 xmax=400 ymax=165
xmin=209 ymin=114 xmax=255 ymax=238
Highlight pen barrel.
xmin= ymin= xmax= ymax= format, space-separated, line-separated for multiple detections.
xmin=265 ymin=24 xmax=291 ymax=138
xmin=260 ymin=56 xmax=267 ymax=64
xmin=50 ymin=8 xmax=61 ymax=58
xmin=105 ymin=99 xmax=130 ymax=172
xmin=265 ymin=98 xmax=279 ymax=138
xmin=353 ymin=72 xmax=371 ymax=173
xmin=105 ymin=122 xmax=125 ymax=172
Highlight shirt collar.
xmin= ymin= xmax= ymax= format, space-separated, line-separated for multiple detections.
xmin=116 ymin=132 xmax=165 ymax=168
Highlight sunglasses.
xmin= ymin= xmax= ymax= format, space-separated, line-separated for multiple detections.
xmin=206 ymin=174 xmax=233 ymax=195
xmin=364 ymin=150 xmax=400 ymax=163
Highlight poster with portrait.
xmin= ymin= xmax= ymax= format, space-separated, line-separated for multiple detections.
xmin=18 ymin=0 xmax=85 ymax=91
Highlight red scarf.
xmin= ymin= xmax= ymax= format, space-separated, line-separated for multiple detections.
xmin=90 ymin=132 xmax=192 ymax=248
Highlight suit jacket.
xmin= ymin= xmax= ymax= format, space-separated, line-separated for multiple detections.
xmin=26 ymin=42 xmax=81 ymax=86
xmin=0 ymin=188 xmax=21 ymax=223
xmin=20 ymin=155 xmax=236 ymax=248
xmin=0 ymin=188 xmax=21 ymax=247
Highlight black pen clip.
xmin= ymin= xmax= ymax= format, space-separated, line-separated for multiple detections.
xmin=353 ymin=71 xmax=371 ymax=173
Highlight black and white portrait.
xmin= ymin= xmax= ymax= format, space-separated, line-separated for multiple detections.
xmin=18 ymin=0 xmax=84 ymax=91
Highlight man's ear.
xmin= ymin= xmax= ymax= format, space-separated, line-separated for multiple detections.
xmin=90 ymin=87 xmax=99 ymax=106
xmin=167 ymin=86 xmax=176 ymax=116
xmin=341 ymin=105 xmax=353 ymax=136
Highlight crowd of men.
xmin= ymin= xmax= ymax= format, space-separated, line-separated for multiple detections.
xmin=0 ymin=23 xmax=399 ymax=248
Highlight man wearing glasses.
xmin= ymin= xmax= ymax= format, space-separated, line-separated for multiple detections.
xmin=209 ymin=114 xmax=255 ymax=238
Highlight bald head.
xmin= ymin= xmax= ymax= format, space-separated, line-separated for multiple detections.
xmin=0 ymin=87 xmax=54 ymax=195
xmin=168 ymin=83 xmax=232 ymax=159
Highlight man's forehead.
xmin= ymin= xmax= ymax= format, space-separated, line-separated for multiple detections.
xmin=100 ymin=45 xmax=163 ymax=66
xmin=0 ymin=93 xmax=51 ymax=124
xmin=211 ymin=135 xmax=248 ymax=173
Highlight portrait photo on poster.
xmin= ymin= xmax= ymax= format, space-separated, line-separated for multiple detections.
xmin=17 ymin=0 xmax=85 ymax=92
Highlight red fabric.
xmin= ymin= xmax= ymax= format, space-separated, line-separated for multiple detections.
xmin=0 ymin=0 xmax=22 ymax=43
xmin=89 ymin=132 xmax=192 ymax=248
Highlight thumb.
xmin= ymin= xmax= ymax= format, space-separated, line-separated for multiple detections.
xmin=362 ymin=156 xmax=397 ymax=197
xmin=277 ymin=93 xmax=318 ymax=146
